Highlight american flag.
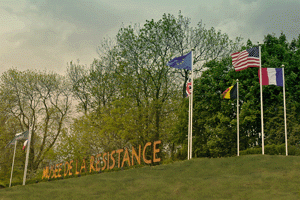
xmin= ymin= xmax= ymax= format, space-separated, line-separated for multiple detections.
xmin=231 ymin=46 xmax=260 ymax=71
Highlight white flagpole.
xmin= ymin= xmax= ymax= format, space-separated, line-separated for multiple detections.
xmin=282 ymin=66 xmax=288 ymax=156
xmin=188 ymin=93 xmax=191 ymax=160
xmin=23 ymin=126 xmax=32 ymax=185
xmin=9 ymin=140 xmax=17 ymax=187
xmin=259 ymin=46 xmax=264 ymax=155
xmin=237 ymin=80 xmax=240 ymax=156
xmin=190 ymin=50 xmax=193 ymax=159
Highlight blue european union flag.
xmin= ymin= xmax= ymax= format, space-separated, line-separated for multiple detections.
xmin=167 ymin=51 xmax=192 ymax=70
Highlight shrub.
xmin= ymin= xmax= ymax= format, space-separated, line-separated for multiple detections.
xmin=0 ymin=181 xmax=6 ymax=189
xmin=240 ymin=144 xmax=300 ymax=156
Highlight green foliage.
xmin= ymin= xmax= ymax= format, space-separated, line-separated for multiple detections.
xmin=174 ymin=32 xmax=300 ymax=159
xmin=240 ymin=147 xmax=262 ymax=155
xmin=240 ymin=144 xmax=300 ymax=156
xmin=0 ymin=69 xmax=72 ymax=182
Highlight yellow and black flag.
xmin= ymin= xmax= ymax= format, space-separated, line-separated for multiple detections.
xmin=222 ymin=83 xmax=237 ymax=99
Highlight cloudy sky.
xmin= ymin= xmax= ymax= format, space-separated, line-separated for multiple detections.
xmin=1 ymin=0 xmax=300 ymax=75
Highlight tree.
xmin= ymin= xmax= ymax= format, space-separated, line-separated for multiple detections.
xmin=0 ymin=69 xmax=72 ymax=177
xmin=0 ymin=96 xmax=26 ymax=184
xmin=261 ymin=33 xmax=300 ymax=146
xmin=63 ymin=12 xmax=242 ymax=160
xmin=170 ymin=12 xmax=242 ymax=97
xmin=67 ymin=61 xmax=90 ymax=114
xmin=174 ymin=33 xmax=300 ymax=158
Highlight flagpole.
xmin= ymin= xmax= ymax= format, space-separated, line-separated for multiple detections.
xmin=23 ymin=126 xmax=32 ymax=185
xmin=188 ymin=93 xmax=191 ymax=160
xmin=167 ymin=51 xmax=193 ymax=160
xmin=282 ymin=65 xmax=288 ymax=156
xmin=190 ymin=50 xmax=193 ymax=159
xmin=9 ymin=141 xmax=17 ymax=187
xmin=237 ymin=79 xmax=240 ymax=156
xmin=259 ymin=46 xmax=264 ymax=155
xmin=190 ymin=79 xmax=193 ymax=159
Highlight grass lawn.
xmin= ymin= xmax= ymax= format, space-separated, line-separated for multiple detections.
xmin=1 ymin=155 xmax=300 ymax=200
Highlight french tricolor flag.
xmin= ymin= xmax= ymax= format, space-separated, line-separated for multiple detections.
xmin=259 ymin=68 xmax=283 ymax=86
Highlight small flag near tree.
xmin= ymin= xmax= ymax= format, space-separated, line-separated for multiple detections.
xmin=186 ymin=78 xmax=192 ymax=97
xmin=167 ymin=51 xmax=192 ymax=70
xmin=231 ymin=46 xmax=260 ymax=71
xmin=6 ymin=130 xmax=29 ymax=187
xmin=222 ymin=81 xmax=240 ymax=156
xmin=22 ymin=140 xmax=28 ymax=151
xmin=258 ymin=68 xmax=283 ymax=86
xmin=258 ymin=66 xmax=288 ymax=155
xmin=167 ymin=50 xmax=193 ymax=160
xmin=5 ymin=130 xmax=29 ymax=148
xmin=222 ymin=83 xmax=237 ymax=99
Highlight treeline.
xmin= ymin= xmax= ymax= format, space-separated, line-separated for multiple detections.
xmin=1 ymin=12 xmax=299 ymax=185
xmin=174 ymin=34 xmax=300 ymax=158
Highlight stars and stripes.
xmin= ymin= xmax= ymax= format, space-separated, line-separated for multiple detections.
xmin=231 ymin=46 xmax=260 ymax=71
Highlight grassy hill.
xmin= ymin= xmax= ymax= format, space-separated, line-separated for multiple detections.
xmin=1 ymin=155 xmax=300 ymax=200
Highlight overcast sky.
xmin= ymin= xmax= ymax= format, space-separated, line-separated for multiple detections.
xmin=1 ymin=0 xmax=300 ymax=75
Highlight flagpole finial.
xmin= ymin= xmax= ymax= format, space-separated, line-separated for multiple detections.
xmin=282 ymin=64 xmax=285 ymax=67
xmin=236 ymin=79 xmax=239 ymax=82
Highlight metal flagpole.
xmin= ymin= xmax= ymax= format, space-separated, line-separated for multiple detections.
xmin=190 ymin=80 xmax=193 ymax=159
xmin=259 ymin=46 xmax=264 ymax=155
xmin=282 ymin=66 xmax=288 ymax=156
xmin=190 ymin=50 xmax=193 ymax=159
xmin=23 ymin=126 xmax=32 ymax=185
xmin=237 ymin=80 xmax=239 ymax=156
xmin=188 ymin=93 xmax=191 ymax=160
xmin=9 ymin=141 xmax=17 ymax=187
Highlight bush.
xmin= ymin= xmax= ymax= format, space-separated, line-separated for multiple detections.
xmin=240 ymin=144 xmax=300 ymax=156
xmin=240 ymin=147 xmax=261 ymax=155
xmin=287 ymin=145 xmax=300 ymax=156
xmin=265 ymin=144 xmax=285 ymax=155
xmin=0 ymin=182 xmax=6 ymax=189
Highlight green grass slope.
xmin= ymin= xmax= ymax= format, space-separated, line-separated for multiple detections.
xmin=1 ymin=155 xmax=300 ymax=200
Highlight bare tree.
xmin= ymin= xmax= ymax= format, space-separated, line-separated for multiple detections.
xmin=0 ymin=69 xmax=72 ymax=175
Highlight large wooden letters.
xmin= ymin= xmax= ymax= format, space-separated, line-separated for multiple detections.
xmin=43 ymin=140 xmax=161 ymax=180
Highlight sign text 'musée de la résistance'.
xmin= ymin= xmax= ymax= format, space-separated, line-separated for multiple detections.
xmin=42 ymin=140 xmax=161 ymax=179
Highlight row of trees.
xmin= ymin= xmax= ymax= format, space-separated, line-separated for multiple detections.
xmin=59 ymin=12 xmax=240 ymax=163
xmin=174 ymin=34 xmax=300 ymax=158
xmin=1 ymin=12 xmax=299 ymax=185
